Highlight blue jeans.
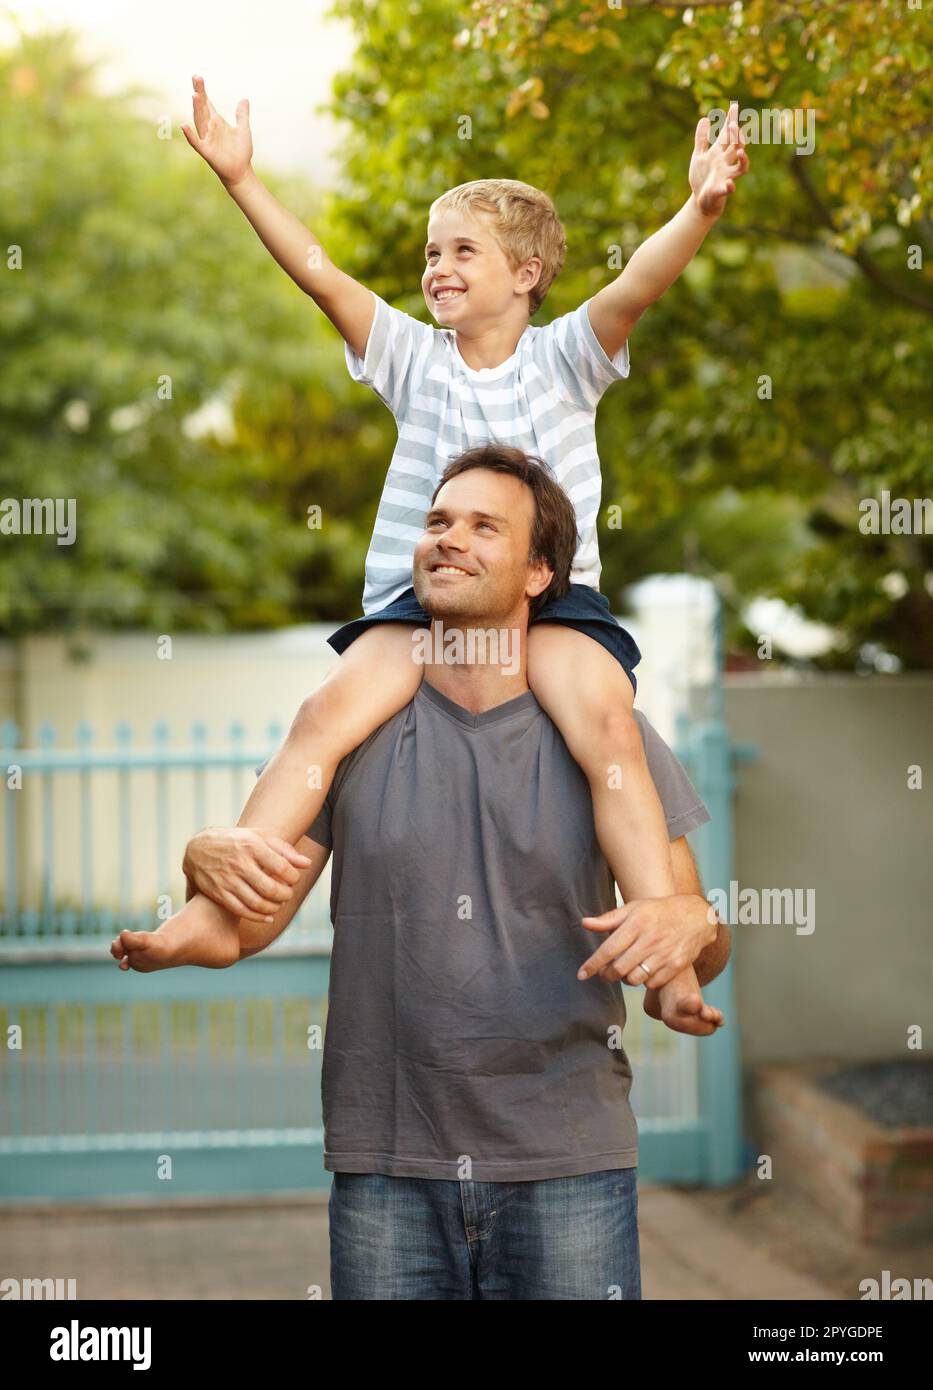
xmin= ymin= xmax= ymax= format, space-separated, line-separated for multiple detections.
xmin=329 ymin=1168 xmax=641 ymax=1300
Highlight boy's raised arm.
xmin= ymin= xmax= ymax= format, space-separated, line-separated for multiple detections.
xmin=182 ymin=75 xmax=375 ymax=358
xmin=587 ymin=100 xmax=749 ymax=361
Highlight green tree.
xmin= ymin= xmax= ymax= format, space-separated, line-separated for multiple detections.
xmin=2 ymin=7 xmax=930 ymax=668
xmin=321 ymin=0 xmax=932 ymax=666
xmin=0 ymin=25 xmax=382 ymax=635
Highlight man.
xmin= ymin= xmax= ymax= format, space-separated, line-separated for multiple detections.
xmin=114 ymin=448 xmax=730 ymax=1300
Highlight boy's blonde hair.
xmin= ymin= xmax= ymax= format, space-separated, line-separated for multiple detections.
xmin=428 ymin=179 xmax=567 ymax=318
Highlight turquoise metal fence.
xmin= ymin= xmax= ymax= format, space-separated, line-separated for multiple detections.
xmin=1 ymin=954 xmax=329 ymax=1201
xmin=0 ymin=716 xmax=333 ymax=947
xmin=0 ymin=703 xmax=752 ymax=1203
xmin=664 ymin=713 xmax=755 ymax=1186
xmin=1 ymin=720 xmax=333 ymax=1202
xmin=662 ymin=589 xmax=756 ymax=1186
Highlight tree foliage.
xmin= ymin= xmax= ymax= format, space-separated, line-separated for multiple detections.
xmin=322 ymin=0 xmax=933 ymax=666
xmin=1 ymin=5 xmax=931 ymax=668
xmin=0 ymin=25 xmax=372 ymax=634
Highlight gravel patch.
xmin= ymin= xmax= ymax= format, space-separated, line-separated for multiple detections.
xmin=816 ymin=1060 xmax=933 ymax=1129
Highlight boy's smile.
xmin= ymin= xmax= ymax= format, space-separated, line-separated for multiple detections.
xmin=432 ymin=287 xmax=467 ymax=309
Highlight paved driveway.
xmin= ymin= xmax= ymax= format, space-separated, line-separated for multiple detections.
xmin=0 ymin=1182 xmax=844 ymax=1301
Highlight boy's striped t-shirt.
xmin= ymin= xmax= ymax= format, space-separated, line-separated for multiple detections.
xmin=344 ymin=289 xmax=631 ymax=615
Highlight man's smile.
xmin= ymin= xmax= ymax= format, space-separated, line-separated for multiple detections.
xmin=429 ymin=561 xmax=475 ymax=577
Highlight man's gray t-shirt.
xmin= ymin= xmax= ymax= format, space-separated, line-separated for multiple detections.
xmin=307 ymin=680 xmax=709 ymax=1182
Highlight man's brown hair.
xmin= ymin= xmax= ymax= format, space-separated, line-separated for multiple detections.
xmin=431 ymin=444 xmax=578 ymax=618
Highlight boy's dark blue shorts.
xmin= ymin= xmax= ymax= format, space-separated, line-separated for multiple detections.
xmin=326 ymin=582 xmax=641 ymax=695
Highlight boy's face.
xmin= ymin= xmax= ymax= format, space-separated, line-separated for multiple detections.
xmin=421 ymin=209 xmax=540 ymax=325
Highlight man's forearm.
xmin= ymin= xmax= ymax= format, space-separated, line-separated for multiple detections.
xmin=670 ymin=835 xmax=731 ymax=986
xmin=222 ymin=167 xmax=335 ymax=298
xmin=693 ymin=917 xmax=731 ymax=987
xmin=614 ymin=194 xmax=719 ymax=316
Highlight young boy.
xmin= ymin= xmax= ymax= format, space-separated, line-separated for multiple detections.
xmin=174 ymin=78 xmax=747 ymax=1031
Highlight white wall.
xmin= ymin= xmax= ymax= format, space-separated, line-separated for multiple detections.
xmin=724 ymin=672 xmax=933 ymax=1067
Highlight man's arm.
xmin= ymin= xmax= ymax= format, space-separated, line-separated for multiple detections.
xmin=578 ymin=833 xmax=730 ymax=988
xmin=670 ymin=835 xmax=731 ymax=987
xmin=183 ymin=827 xmax=311 ymax=920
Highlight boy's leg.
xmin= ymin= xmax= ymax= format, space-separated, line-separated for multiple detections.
xmin=528 ymin=625 xmax=722 ymax=1036
xmin=238 ymin=623 xmax=424 ymax=844
xmin=162 ymin=625 xmax=424 ymax=949
xmin=527 ymin=623 xmax=675 ymax=901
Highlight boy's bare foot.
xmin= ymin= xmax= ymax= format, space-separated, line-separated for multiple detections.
xmin=644 ymin=973 xmax=725 ymax=1036
xmin=110 ymin=928 xmax=177 ymax=973
xmin=110 ymin=893 xmax=240 ymax=973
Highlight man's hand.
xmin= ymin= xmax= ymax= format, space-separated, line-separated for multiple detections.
xmin=183 ymin=827 xmax=311 ymax=922
xmin=182 ymin=75 xmax=254 ymax=190
xmin=689 ymin=100 xmax=749 ymax=219
xmin=577 ymin=893 xmax=718 ymax=987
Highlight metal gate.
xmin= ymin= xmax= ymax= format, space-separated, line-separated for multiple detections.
xmin=0 ymin=719 xmax=333 ymax=1203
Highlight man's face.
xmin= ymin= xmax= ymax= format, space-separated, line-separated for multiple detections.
xmin=412 ymin=469 xmax=551 ymax=624
xmin=421 ymin=209 xmax=539 ymax=324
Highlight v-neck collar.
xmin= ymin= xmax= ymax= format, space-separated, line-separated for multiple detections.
xmin=417 ymin=679 xmax=538 ymax=729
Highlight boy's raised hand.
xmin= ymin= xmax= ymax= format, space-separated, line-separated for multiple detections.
xmin=182 ymin=74 xmax=253 ymax=188
xmin=689 ymin=99 xmax=749 ymax=218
